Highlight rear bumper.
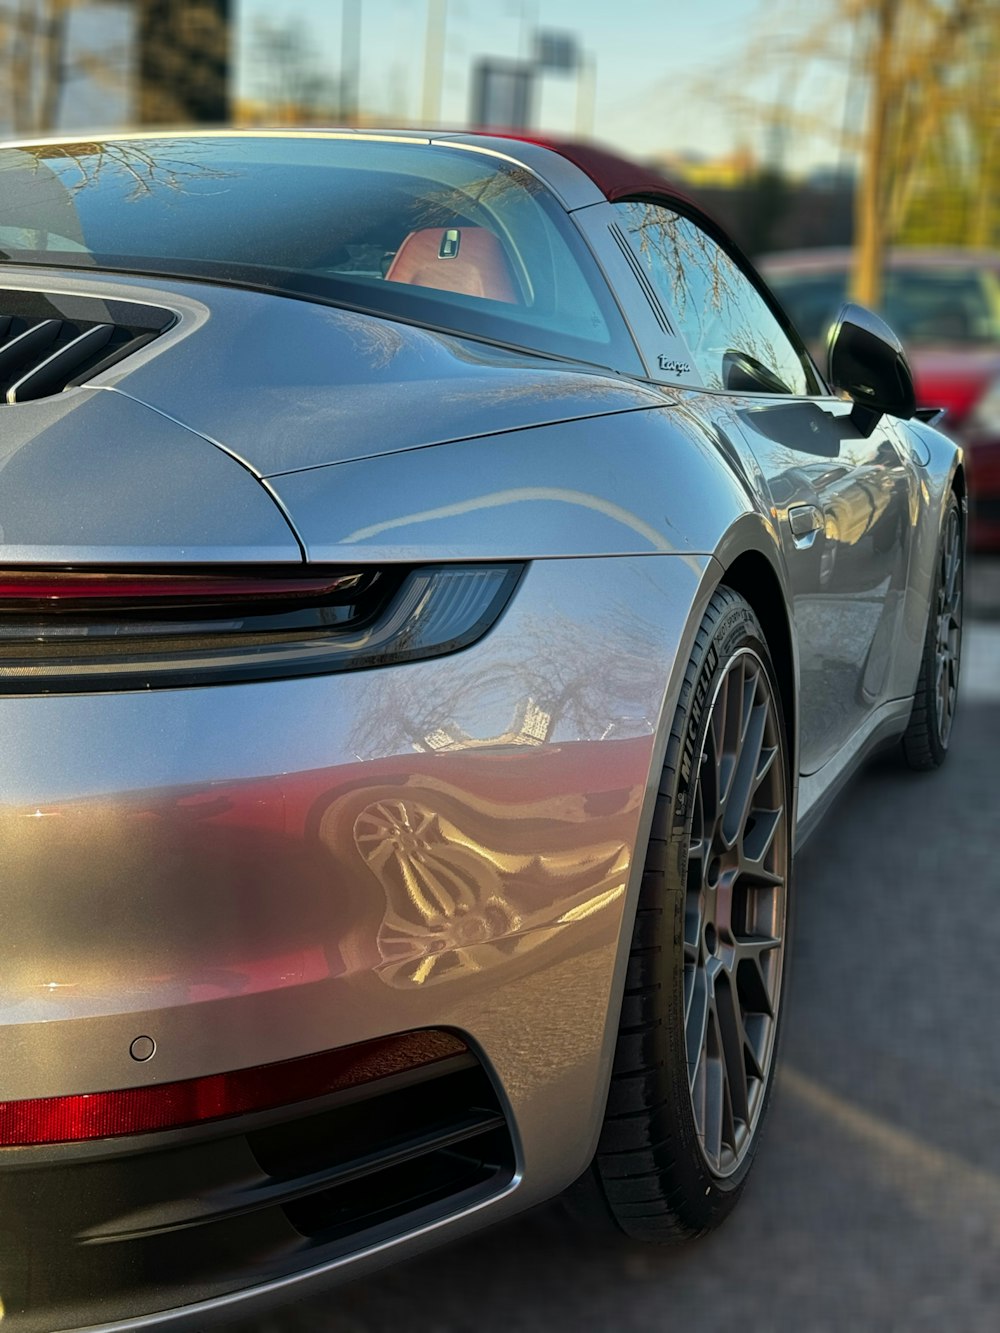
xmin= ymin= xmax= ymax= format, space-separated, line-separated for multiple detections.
xmin=0 ymin=553 xmax=710 ymax=1331
xmin=5 ymin=1035 xmax=516 ymax=1333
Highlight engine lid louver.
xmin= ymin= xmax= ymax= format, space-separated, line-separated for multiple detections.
xmin=0 ymin=290 xmax=174 ymax=404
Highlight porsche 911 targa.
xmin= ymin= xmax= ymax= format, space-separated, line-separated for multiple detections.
xmin=0 ymin=130 xmax=963 ymax=1332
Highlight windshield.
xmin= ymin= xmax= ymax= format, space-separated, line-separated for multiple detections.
xmin=0 ymin=134 xmax=641 ymax=372
xmin=767 ymin=263 xmax=1000 ymax=348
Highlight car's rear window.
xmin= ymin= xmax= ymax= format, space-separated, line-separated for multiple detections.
xmin=766 ymin=264 xmax=1000 ymax=347
xmin=0 ymin=134 xmax=641 ymax=372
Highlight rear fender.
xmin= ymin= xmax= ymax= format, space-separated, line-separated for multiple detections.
xmin=267 ymin=406 xmax=761 ymax=564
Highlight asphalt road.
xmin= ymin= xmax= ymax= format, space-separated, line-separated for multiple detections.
xmin=238 ymin=560 xmax=1000 ymax=1333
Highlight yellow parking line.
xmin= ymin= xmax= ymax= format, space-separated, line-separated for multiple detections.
xmin=781 ymin=1065 xmax=1000 ymax=1238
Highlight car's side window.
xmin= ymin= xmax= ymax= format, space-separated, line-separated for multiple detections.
xmin=613 ymin=201 xmax=819 ymax=396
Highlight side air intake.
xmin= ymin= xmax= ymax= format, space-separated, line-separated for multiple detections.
xmin=0 ymin=290 xmax=174 ymax=404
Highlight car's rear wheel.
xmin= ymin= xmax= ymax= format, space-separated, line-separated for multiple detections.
xmin=576 ymin=587 xmax=792 ymax=1241
xmin=901 ymin=491 xmax=963 ymax=771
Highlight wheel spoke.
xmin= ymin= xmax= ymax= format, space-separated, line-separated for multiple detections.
xmin=722 ymin=663 xmax=747 ymax=800
xmin=714 ymin=970 xmax=751 ymax=1130
xmin=686 ymin=966 xmax=709 ymax=1079
xmin=722 ymin=697 xmax=768 ymax=847
xmin=741 ymin=806 xmax=784 ymax=883
xmin=741 ymin=1012 xmax=769 ymax=1082
xmin=702 ymin=1011 xmax=725 ymax=1168
xmin=752 ymin=742 xmax=778 ymax=794
xmin=734 ymin=935 xmax=781 ymax=1018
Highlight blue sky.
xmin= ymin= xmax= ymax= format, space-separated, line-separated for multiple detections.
xmin=37 ymin=1 xmax=851 ymax=173
xmin=235 ymin=0 xmax=852 ymax=171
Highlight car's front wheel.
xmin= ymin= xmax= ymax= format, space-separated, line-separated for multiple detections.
xmin=901 ymin=491 xmax=964 ymax=771
xmin=577 ymin=587 xmax=792 ymax=1241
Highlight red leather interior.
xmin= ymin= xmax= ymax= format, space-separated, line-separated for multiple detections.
xmin=384 ymin=227 xmax=519 ymax=303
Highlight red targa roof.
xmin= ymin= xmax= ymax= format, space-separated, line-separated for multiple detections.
xmin=488 ymin=132 xmax=698 ymax=210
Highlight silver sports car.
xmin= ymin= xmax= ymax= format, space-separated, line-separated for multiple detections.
xmin=0 ymin=130 xmax=963 ymax=1331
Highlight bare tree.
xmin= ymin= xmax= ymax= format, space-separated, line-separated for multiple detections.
xmin=676 ymin=0 xmax=998 ymax=304
xmin=896 ymin=3 xmax=1000 ymax=251
xmin=0 ymin=0 xmax=75 ymax=134
xmin=246 ymin=17 xmax=342 ymax=125
xmin=849 ymin=0 xmax=982 ymax=305
xmin=136 ymin=0 xmax=230 ymax=126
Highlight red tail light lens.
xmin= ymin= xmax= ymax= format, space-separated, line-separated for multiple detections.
xmin=0 ymin=569 xmax=367 ymax=610
xmin=0 ymin=1030 xmax=467 ymax=1146
xmin=0 ymin=563 xmax=522 ymax=692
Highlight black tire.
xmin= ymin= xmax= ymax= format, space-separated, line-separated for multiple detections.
xmin=901 ymin=492 xmax=964 ymax=771
xmin=573 ymin=587 xmax=793 ymax=1242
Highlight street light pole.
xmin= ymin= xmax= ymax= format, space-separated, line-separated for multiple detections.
xmin=341 ymin=0 xmax=361 ymax=124
xmin=575 ymin=52 xmax=596 ymax=139
xmin=517 ymin=0 xmax=539 ymax=60
xmin=421 ymin=0 xmax=447 ymax=126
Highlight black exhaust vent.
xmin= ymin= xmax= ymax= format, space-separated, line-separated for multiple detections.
xmin=0 ymin=289 xmax=174 ymax=404
xmin=249 ymin=1048 xmax=514 ymax=1245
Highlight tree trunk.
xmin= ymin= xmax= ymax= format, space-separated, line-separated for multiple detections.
xmin=10 ymin=0 xmax=36 ymax=133
xmin=851 ymin=0 xmax=898 ymax=310
xmin=137 ymin=0 xmax=231 ymax=126
xmin=37 ymin=0 xmax=69 ymax=134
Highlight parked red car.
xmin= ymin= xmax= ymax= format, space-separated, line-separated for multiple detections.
xmin=760 ymin=248 xmax=1000 ymax=550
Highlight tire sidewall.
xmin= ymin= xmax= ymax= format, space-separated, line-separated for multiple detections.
xmin=910 ymin=492 xmax=964 ymax=766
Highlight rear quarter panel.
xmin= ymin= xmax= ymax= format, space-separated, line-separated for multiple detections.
xmin=267 ymin=405 xmax=769 ymax=564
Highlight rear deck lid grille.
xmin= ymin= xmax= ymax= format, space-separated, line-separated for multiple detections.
xmin=0 ymin=290 xmax=173 ymax=403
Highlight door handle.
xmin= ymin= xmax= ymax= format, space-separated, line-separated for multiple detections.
xmin=788 ymin=504 xmax=823 ymax=537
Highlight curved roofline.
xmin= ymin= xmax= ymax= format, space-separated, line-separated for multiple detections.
xmin=475 ymin=133 xmax=756 ymax=282
xmin=480 ymin=132 xmax=700 ymax=211
xmin=0 ymin=125 xmax=698 ymax=210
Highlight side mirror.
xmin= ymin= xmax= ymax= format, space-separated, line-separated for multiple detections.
xmin=827 ymin=302 xmax=916 ymax=436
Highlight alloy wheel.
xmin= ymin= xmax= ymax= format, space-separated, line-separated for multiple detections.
xmin=683 ymin=647 xmax=789 ymax=1178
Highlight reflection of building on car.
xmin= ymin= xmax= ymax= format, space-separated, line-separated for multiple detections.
xmin=760 ymin=247 xmax=1000 ymax=550
xmin=417 ymin=697 xmax=553 ymax=752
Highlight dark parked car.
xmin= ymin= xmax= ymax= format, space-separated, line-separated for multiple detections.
xmin=0 ymin=131 xmax=964 ymax=1331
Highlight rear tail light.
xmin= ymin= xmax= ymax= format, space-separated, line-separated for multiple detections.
xmin=0 ymin=569 xmax=368 ymax=608
xmin=0 ymin=563 xmax=522 ymax=692
xmin=0 ymin=1030 xmax=467 ymax=1146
